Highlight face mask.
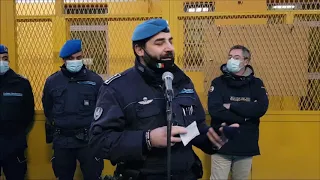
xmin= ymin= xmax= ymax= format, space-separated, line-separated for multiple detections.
xmin=143 ymin=49 xmax=175 ymax=73
xmin=226 ymin=58 xmax=244 ymax=73
xmin=0 ymin=61 xmax=9 ymax=75
xmin=65 ymin=60 xmax=83 ymax=73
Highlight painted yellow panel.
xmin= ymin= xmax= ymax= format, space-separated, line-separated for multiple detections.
xmin=252 ymin=115 xmax=320 ymax=179
xmin=215 ymin=0 xmax=266 ymax=12
xmin=22 ymin=112 xmax=320 ymax=180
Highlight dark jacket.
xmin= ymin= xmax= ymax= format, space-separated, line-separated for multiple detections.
xmin=208 ymin=64 xmax=269 ymax=156
xmin=89 ymin=59 xmax=216 ymax=176
xmin=0 ymin=69 xmax=35 ymax=160
xmin=42 ymin=65 xmax=103 ymax=149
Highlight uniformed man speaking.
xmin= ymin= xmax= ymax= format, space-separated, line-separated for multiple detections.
xmin=42 ymin=39 xmax=104 ymax=180
xmin=89 ymin=19 xmax=239 ymax=180
xmin=0 ymin=44 xmax=35 ymax=180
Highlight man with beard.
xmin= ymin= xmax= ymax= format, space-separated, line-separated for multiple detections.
xmin=89 ymin=19 xmax=239 ymax=180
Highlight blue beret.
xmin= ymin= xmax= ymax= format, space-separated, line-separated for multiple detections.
xmin=0 ymin=44 xmax=8 ymax=54
xmin=59 ymin=39 xmax=82 ymax=59
xmin=132 ymin=18 xmax=170 ymax=41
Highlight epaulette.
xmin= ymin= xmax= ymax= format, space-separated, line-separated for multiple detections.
xmin=104 ymin=73 xmax=122 ymax=85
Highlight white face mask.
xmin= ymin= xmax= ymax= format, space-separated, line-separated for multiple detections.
xmin=226 ymin=58 xmax=244 ymax=73
xmin=0 ymin=60 xmax=9 ymax=75
xmin=65 ymin=60 xmax=83 ymax=73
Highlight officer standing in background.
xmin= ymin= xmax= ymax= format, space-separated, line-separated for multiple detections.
xmin=42 ymin=39 xmax=104 ymax=180
xmin=89 ymin=19 xmax=239 ymax=180
xmin=0 ymin=44 xmax=35 ymax=180
xmin=208 ymin=45 xmax=269 ymax=180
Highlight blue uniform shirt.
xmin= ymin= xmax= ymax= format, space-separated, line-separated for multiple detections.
xmin=0 ymin=69 xmax=35 ymax=160
xmin=42 ymin=65 xmax=103 ymax=149
xmin=89 ymin=59 xmax=216 ymax=175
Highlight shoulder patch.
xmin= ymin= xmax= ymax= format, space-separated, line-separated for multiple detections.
xmin=104 ymin=73 xmax=121 ymax=85
xmin=209 ymin=86 xmax=214 ymax=92
xmin=94 ymin=107 xmax=103 ymax=121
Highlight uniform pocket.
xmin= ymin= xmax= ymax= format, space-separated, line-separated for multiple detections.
xmin=135 ymin=100 xmax=161 ymax=129
xmin=79 ymin=92 xmax=96 ymax=116
xmin=2 ymin=95 xmax=23 ymax=104
xmin=51 ymin=88 xmax=66 ymax=115
xmin=1 ymin=95 xmax=23 ymax=122
xmin=175 ymin=96 xmax=197 ymax=126
xmin=136 ymin=102 xmax=160 ymax=119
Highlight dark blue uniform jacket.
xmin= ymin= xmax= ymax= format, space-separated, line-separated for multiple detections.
xmin=208 ymin=64 xmax=269 ymax=156
xmin=0 ymin=69 xmax=35 ymax=160
xmin=89 ymin=59 xmax=216 ymax=175
xmin=42 ymin=65 xmax=103 ymax=148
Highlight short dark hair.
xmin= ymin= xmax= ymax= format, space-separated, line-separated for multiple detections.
xmin=132 ymin=39 xmax=148 ymax=57
xmin=229 ymin=45 xmax=251 ymax=61
xmin=132 ymin=29 xmax=170 ymax=56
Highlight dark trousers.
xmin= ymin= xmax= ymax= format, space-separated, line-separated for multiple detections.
xmin=52 ymin=146 xmax=104 ymax=180
xmin=0 ymin=149 xmax=27 ymax=180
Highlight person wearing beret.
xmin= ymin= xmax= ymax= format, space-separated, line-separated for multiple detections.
xmin=0 ymin=44 xmax=35 ymax=180
xmin=89 ymin=18 xmax=239 ymax=180
xmin=208 ymin=45 xmax=269 ymax=180
xmin=42 ymin=39 xmax=104 ymax=180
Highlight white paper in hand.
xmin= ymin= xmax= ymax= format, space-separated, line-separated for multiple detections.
xmin=180 ymin=121 xmax=200 ymax=146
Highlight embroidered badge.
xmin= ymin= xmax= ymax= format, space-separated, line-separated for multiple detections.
xmin=179 ymin=88 xmax=195 ymax=94
xmin=138 ymin=97 xmax=153 ymax=105
xmin=3 ymin=92 xmax=23 ymax=97
xmin=94 ymin=107 xmax=103 ymax=121
xmin=84 ymin=100 xmax=89 ymax=106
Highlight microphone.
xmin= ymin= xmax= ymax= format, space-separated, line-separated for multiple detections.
xmin=162 ymin=71 xmax=174 ymax=101
xmin=162 ymin=71 xmax=174 ymax=180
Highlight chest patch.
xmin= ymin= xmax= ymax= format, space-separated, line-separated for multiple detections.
xmin=77 ymin=81 xmax=96 ymax=86
xmin=3 ymin=92 xmax=23 ymax=97
xmin=230 ymin=96 xmax=251 ymax=102
xmin=179 ymin=88 xmax=194 ymax=94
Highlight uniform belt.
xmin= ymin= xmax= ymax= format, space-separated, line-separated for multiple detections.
xmin=55 ymin=127 xmax=88 ymax=137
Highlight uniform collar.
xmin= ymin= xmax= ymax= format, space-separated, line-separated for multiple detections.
xmin=60 ymin=64 xmax=87 ymax=79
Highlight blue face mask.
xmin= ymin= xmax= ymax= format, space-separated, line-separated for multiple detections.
xmin=0 ymin=61 xmax=9 ymax=75
xmin=65 ymin=60 xmax=83 ymax=73
xmin=226 ymin=58 xmax=244 ymax=73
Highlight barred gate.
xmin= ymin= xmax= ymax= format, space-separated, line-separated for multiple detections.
xmin=14 ymin=0 xmax=320 ymax=112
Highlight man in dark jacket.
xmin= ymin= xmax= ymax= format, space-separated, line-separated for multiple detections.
xmin=42 ymin=39 xmax=104 ymax=180
xmin=208 ymin=45 xmax=269 ymax=180
xmin=89 ymin=18 xmax=239 ymax=180
xmin=0 ymin=44 xmax=35 ymax=180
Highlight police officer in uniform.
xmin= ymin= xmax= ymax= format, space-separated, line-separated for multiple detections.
xmin=0 ymin=44 xmax=35 ymax=180
xmin=89 ymin=19 xmax=239 ymax=180
xmin=42 ymin=39 xmax=104 ymax=180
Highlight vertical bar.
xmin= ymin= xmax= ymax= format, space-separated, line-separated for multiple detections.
xmin=0 ymin=0 xmax=18 ymax=72
xmin=53 ymin=0 xmax=67 ymax=71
